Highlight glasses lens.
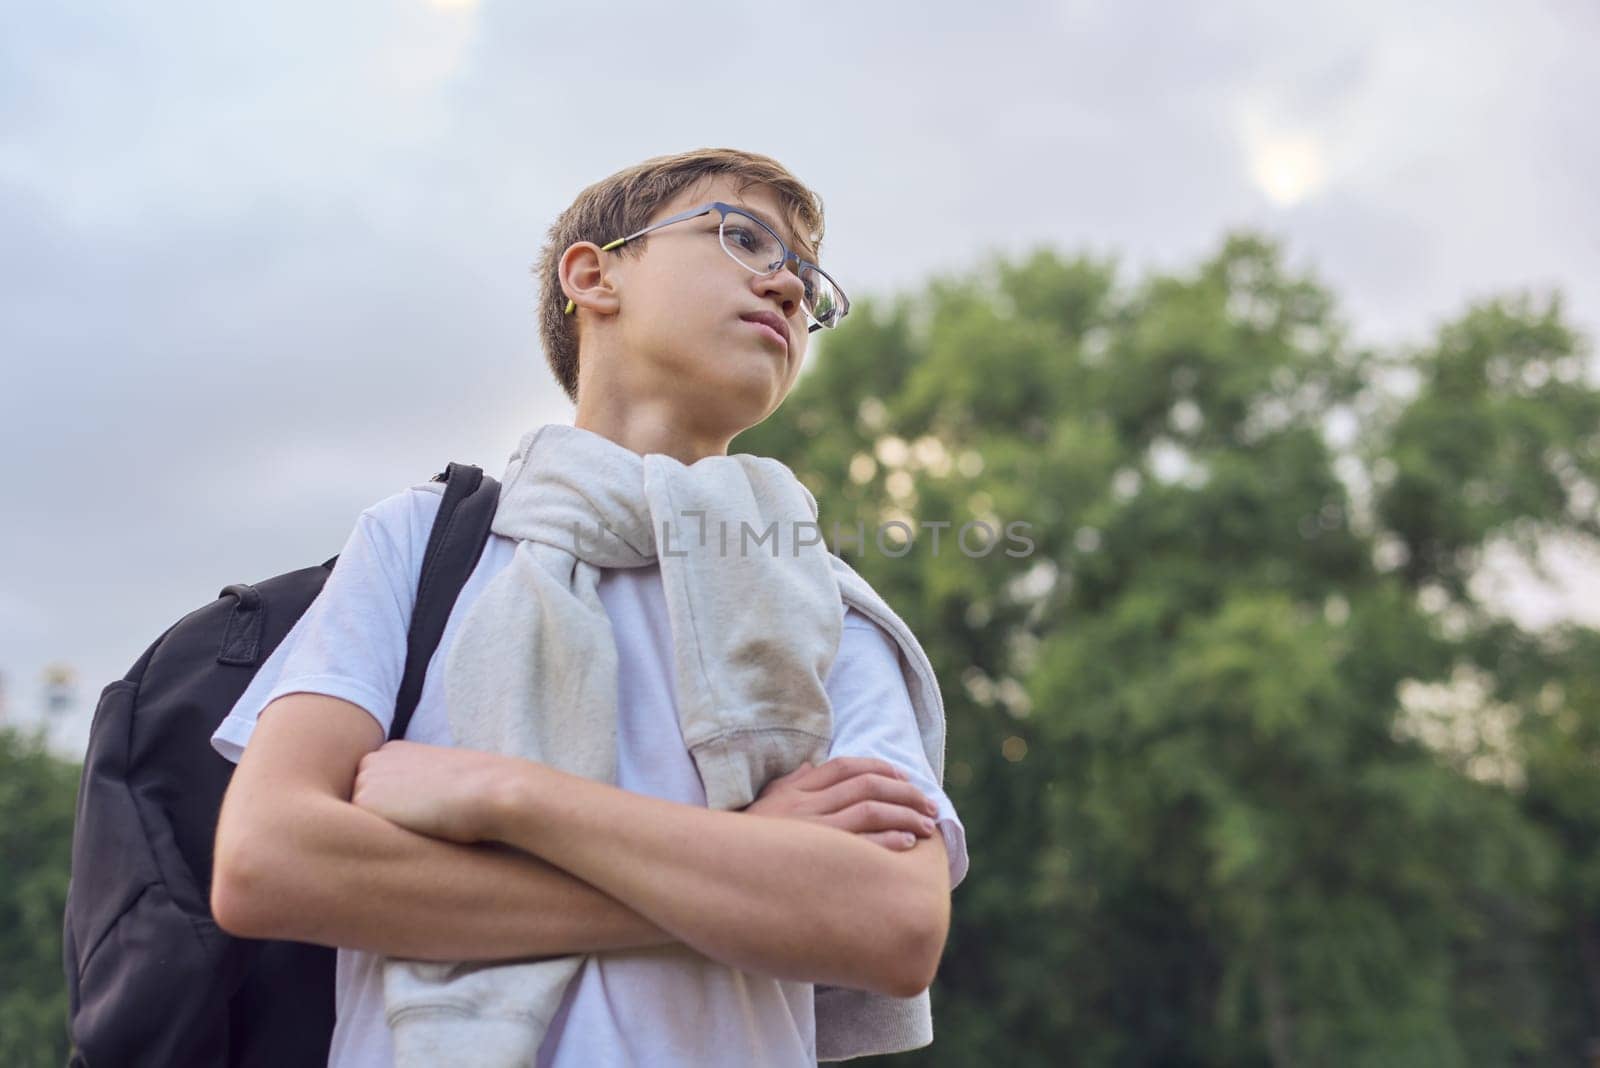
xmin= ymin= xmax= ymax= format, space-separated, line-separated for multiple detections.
xmin=719 ymin=209 xmax=848 ymax=329
xmin=800 ymin=265 xmax=844 ymax=328
xmin=719 ymin=211 xmax=786 ymax=274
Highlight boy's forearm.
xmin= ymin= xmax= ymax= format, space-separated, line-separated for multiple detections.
xmin=213 ymin=791 xmax=676 ymax=961
xmin=483 ymin=762 xmax=943 ymax=997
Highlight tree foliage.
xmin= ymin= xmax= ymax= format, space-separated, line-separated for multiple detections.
xmin=0 ymin=727 xmax=77 ymax=1068
xmin=738 ymin=232 xmax=1600 ymax=1065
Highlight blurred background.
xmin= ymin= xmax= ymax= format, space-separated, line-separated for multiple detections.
xmin=4 ymin=0 xmax=1599 ymax=1063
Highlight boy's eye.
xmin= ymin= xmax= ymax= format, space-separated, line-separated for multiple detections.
xmin=725 ymin=226 xmax=759 ymax=251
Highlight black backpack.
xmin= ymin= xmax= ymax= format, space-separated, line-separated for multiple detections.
xmin=62 ymin=462 xmax=501 ymax=1067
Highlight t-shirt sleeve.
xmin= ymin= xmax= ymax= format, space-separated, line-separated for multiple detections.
xmin=824 ymin=608 xmax=970 ymax=890
xmin=210 ymin=489 xmax=432 ymax=764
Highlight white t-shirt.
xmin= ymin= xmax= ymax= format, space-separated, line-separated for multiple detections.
xmin=212 ymin=484 xmax=969 ymax=1068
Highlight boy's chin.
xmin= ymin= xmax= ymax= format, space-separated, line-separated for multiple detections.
xmin=689 ymin=377 xmax=787 ymax=434
xmin=704 ymin=355 xmax=787 ymax=398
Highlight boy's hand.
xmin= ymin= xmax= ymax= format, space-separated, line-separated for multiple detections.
xmin=741 ymin=756 xmax=942 ymax=851
xmin=352 ymin=740 xmax=512 ymax=843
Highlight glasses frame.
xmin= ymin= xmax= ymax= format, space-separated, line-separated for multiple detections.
xmin=562 ymin=201 xmax=849 ymax=334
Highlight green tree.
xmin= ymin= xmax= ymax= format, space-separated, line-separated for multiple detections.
xmin=738 ymin=232 xmax=1597 ymax=1065
xmin=0 ymin=727 xmax=78 ymax=1067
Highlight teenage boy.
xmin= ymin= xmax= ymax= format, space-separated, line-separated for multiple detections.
xmin=211 ymin=147 xmax=968 ymax=1067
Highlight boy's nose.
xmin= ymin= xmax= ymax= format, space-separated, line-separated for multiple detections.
xmin=754 ymin=265 xmax=805 ymax=321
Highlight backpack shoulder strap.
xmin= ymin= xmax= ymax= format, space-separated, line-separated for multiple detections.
xmin=392 ymin=461 xmax=500 ymax=740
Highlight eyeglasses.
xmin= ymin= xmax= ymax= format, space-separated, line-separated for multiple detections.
xmin=562 ymin=201 xmax=850 ymax=334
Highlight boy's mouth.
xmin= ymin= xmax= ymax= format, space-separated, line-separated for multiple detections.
xmin=739 ymin=311 xmax=790 ymax=353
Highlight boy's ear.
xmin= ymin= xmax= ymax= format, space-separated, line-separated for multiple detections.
xmin=560 ymin=241 xmax=622 ymax=319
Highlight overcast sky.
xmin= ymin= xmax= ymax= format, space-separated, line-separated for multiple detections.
xmin=5 ymin=0 xmax=1598 ymax=754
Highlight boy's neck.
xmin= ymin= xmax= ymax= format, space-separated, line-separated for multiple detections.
xmin=572 ymin=405 xmax=735 ymax=467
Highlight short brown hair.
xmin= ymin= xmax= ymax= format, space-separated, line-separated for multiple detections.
xmin=533 ymin=147 xmax=826 ymax=403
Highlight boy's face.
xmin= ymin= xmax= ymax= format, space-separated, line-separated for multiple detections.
xmin=576 ymin=174 xmax=815 ymax=437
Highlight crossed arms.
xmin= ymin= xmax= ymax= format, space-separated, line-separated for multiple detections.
xmin=211 ymin=692 xmax=951 ymax=998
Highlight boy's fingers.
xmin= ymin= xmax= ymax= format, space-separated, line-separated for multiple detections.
xmin=862 ymin=830 xmax=919 ymax=851
xmin=810 ymin=773 xmax=939 ymax=819
xmin=830 ymin=799 xmax=937 ymax=838
xmin=800 ymin=756 xmax=907 ymax=789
